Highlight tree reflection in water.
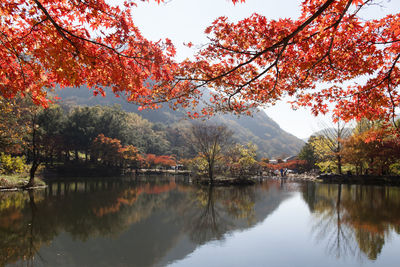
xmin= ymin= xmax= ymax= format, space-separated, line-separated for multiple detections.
xmin=0 ymin=178 xmax=285 ymax=266
xmin=302 ymin=182 xmax=400 ymax=260
xmin=189 ymin=185 xmax=228 ymax=243
xmin=184 ymin=185 xmax=256 ymax=244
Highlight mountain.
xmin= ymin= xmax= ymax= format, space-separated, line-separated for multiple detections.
xmin=54 ymin=87 xmax=304 ymax=158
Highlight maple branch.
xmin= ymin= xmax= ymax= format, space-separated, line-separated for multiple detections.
xmin=372 ymin=39 xmax=400 ymax=45
xmin=227 ymin=41 xmax=287 ymax=109
xmin=385 ymin=54 xmax=400 ymax=131
xmin=339 ymin=53 xmax=399 ymax=101
xmin=211 ymin=39 xmax=259 ymax=56
xmin=299 ymin=0 xmax=353 ymax=85
xmin=197 ymin=0 xmax=336 ymax=84
xmin=173 ymin=0 xmax=337 ymax=111
xmin=18 ymin=18 xmax=49 ymax=40
xmin=76 ymin=0 xmax=119 ymax=19
xmin=386 ymin=83 xmax=398 ymax=131
xmin=224 ymin=0 xmax=352 ymax=109
xmin=33 ymin=0 xmax=146 ymax=60
xmin=33 ymin=0 xmax=80 ymax=54
xmin=0 ymin=32 xmax=28 ymax=88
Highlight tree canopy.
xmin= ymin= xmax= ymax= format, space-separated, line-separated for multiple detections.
xmin=1 ymin=0 xmax=399 ymax=123
xmin=1 ymin=0 xmax=177 ymax=106
xmin=180 ymin=0 xmax=399 ymax=122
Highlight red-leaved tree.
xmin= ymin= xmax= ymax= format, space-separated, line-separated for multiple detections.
xmin=2 ymin=0 xmax=399 ymax=126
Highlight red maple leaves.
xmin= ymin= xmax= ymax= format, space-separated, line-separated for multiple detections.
xmin=1 ymin=0 xmax=399 ymax=124
xmin=177 ymin=0 xmax=399 ymax=123
xmin=1 ymin=0 xmax=177 ymax=107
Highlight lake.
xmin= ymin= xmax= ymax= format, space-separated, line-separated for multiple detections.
xmin=1 ymin=176 xmax=400 ymax=266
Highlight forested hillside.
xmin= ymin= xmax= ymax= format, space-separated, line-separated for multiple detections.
xmin=55 ymin=87 xmax=304 ymax=158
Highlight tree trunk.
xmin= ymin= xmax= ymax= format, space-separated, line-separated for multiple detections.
xmin=26 ymin=160 xmax=40 ymax=188
xmin=208 ymin=162 xmax=214 ymax=183
xmin=50 ymin=148 xmax=54 ymax=166
xmin=26 ymin=113 xmax=40 ymax=188
xmin=337 ymin=155 xmax=342 ymax=175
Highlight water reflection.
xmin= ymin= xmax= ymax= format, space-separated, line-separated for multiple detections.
xmin=0 ymin=178 xmax=289 ymax=267
xmin=3 ymin=179 xmax=399 ymax=266
xmin=183 ymin=185 xmax=256 ymax=244
xmin=301 ymin=182 xmax=400 ymax=260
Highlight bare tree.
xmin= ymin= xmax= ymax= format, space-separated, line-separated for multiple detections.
xmin=190 ymin=123 xmax=233 ymax=182
xmin=318 ymin=119 xmax=352 ymax=174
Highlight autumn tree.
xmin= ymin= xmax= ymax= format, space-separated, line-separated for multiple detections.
xmin=189 ymin=123 xmax=233 ymax=182
xmin=222 ymin=143 xmax=259 ymax=179
xmin=153 ymin=155 xmax=176 ymax=168
xmin=0 ymin=95 xmax=47 ymax=186
xmin=342 ymin=122 xmax=400 ymax=175
xmin=324 ymin=121 xmax=351 ymax=174
xmin=26 ymin=105 xmax=45 ymax=187
xmin=121 ymin=145 xmax=142 ymax=170
xmin=2 ymin=0 xmax=399 ymax=126
xmin=90 ymin=134 xmax=123 ymax=167
xmin=179 ymin=0 xmax=400 ymax=124
xmin=143 ymin=154 xmax=176 ymax=169
xmin=0 ymin=96 xmax=33 ymax=154
xmin=0 ymin=0 xmax=180 ymax=107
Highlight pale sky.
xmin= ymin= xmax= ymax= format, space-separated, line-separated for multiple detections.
xmin=128 ymin=0 xmax=399 ymax=139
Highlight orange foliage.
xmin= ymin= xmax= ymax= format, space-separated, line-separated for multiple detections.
xmin=93 ymin=181 xmax=177 ymax=217
xmin=91 ymin=134 xmax=141 ymax=167
xmin=144 ymin=154 xmax=176 ymax=168
xmin=342 ymin=126 xmax=400 ymax=175
xmin=261 ymin=160 xmax=308 ymax=171
xmin=91 ymin=134 xmax=123 ymax=166
xmin=142 ymin=181 xmax=177 ymax=195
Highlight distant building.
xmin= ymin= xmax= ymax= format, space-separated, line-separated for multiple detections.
xmin=268 ymin=156 xmax=298 ymax=164
xmin=283 ymin=156 xmax=298 ymax=162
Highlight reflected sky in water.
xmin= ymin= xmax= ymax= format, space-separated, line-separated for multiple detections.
xmin=169 ymin=193 xmax=400 ymax=267
xmin=1 ymin=177 xmax=400 ymax=266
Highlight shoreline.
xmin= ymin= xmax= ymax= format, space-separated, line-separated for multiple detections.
xmin=3 ymin=172 xmax=400 ymax=192
xmin=264 ymin=173 xmax=400 ymax=186
xmin=0 ymin=174 xmax=47 ymax=192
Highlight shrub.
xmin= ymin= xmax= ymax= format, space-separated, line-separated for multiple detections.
xmin=390 ymin=163 xmax=400 ymax=175
xmin=0 ymin=153 xmax=28 ymax=174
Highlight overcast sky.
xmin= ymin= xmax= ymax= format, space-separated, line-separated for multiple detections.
xmin=128 ymin=0 xmax=399 ymax=139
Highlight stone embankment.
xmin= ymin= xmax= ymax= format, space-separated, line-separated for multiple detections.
xmin=267 ymin=173 xmax=400 ymax=186
xmin=317 ymin=174 xmax=400 ymax=185
xmin=257 ymin=172 xmax=319 ymax=182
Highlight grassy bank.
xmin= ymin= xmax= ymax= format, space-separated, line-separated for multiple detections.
xmin=0 ymin=173 xmax=46 ymax=190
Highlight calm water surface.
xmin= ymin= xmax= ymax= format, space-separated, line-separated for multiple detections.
xmin=1 ymin=177 xmax=400 ymax=266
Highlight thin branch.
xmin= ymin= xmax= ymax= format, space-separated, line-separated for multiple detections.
xmin=33 ymin=0 xmax=144 ymax=60
xmin=198 ymin=0 xmax=336 ymax=84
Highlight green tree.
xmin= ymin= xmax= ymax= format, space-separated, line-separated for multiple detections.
xmin=64 ymin=106 xmax=102 ymax=161
xmin=298 ymin=137 xmax=318 ymax=171
xmin=36 ymin=105 xmax=66 ymax=165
